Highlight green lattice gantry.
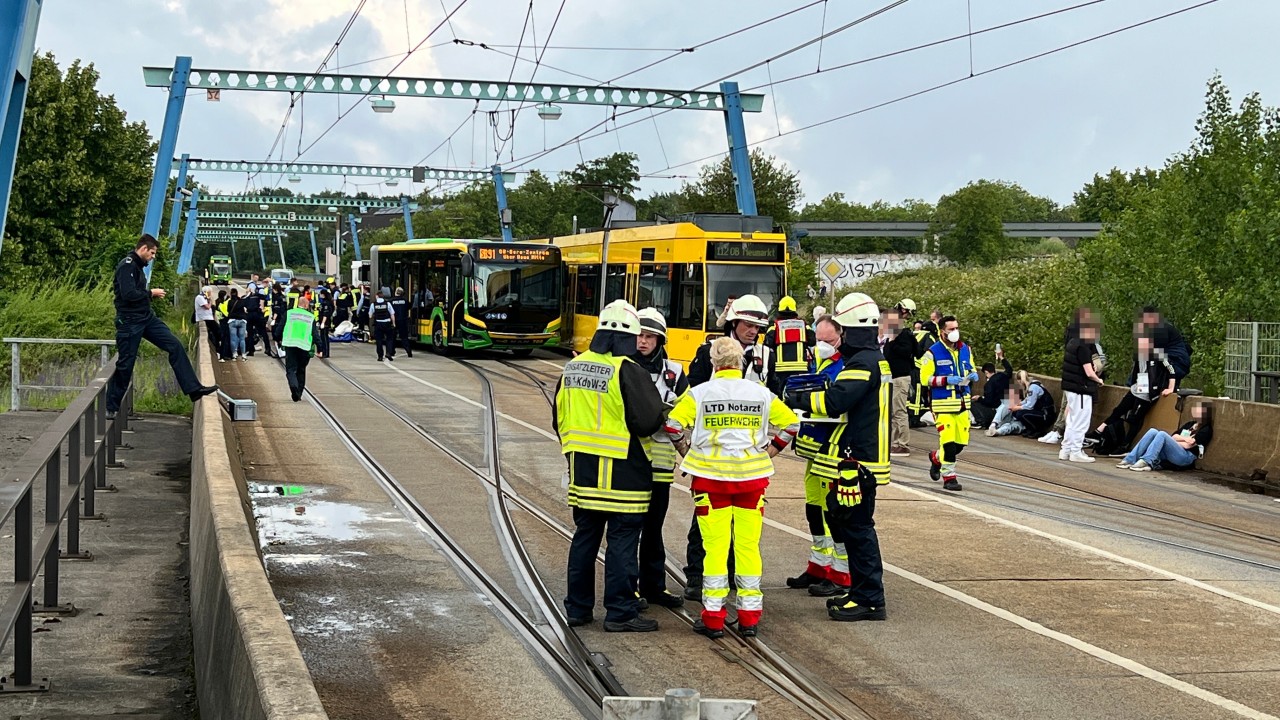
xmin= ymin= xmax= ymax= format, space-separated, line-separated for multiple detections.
xmin=176 ymin=158 xmax=511 ymax=183
xmin=143 ymin=67 xmax=765 ymax=112
xmin=200 ymin=195 xmax=403 ymax=208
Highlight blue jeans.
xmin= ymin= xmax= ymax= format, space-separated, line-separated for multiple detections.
xmin=991 ymin=400 xmax=1013 ymax=427
xmin=228 ymin=319 xmax=248 ymax=356
xmin=1123 ymin=428 xmax=1197 ymax=468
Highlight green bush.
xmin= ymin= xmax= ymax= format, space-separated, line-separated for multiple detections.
xmin=857 ymin=255 xmax=1089 ymax=379
xmin=0 ymin=276 xmax=195 ymax=414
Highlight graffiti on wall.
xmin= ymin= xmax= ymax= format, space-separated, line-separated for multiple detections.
xmin=817 ymin=254 xmax=943 ymax=288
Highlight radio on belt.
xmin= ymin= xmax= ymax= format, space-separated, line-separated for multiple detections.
xmin=217 ymin=389 xmax=258 ymax=422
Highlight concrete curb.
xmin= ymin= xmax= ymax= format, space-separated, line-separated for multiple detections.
xmin=189 ymin=334 xmax=329 ymax=720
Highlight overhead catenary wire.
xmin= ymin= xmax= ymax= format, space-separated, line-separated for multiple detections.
xmin=639 ymin=0 xmax=1223 ymax=177
xmin=289 ymin=0 xmax=473 ymax=163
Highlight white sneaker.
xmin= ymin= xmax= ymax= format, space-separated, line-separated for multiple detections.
xmin=1039 ymin=431 xmax=1061 ymax=444
xmin=1130 ymin=460 xmax=1152 ymax=472
xmin=218 ymin=358 xmax=225 ymax=363
xmin=985 ymin=425 xmax=998 ymax=437
xmin=1058 ymin=449 xmax=1070 ymax=460
xmin=1116 ymin=459 xmax=1133 ymax=469
xmin=1068 ymin=452 xmax=1095 ymax=463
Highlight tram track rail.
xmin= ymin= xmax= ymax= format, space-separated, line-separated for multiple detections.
xmin=473 ymin=356 xmax=880 ymax=720
xmin=308 ymin=357 xmax=621 ymax=717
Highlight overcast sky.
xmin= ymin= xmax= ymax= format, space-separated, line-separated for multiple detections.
xmin=30 ymin=0 xmax=1278 ymax=207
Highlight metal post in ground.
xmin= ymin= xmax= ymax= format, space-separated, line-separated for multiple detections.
xmin=9 ymin=341 xmax=18 ymax=411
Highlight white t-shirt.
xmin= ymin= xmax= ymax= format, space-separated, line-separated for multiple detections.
xmin=194 ymin=294 xmax=214 ymax=322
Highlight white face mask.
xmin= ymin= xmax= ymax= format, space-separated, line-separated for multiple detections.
xmin=946 ymin=329 xmax=960 ymax=343
xmin=815 ymin=340 xmax=838 ymax=359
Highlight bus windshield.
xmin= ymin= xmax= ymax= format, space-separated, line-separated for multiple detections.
xmin=212 ymin=263 xmax=231 ymax=276
xmin=705 ymin=263 xmax=785 ymax=332
xmin=472 ymin=261 xmax=561 ymax=312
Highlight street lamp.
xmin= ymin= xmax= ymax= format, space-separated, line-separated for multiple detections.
xmin=576 ymin=185 xmax=621 ymax=314
xmin=287 ymin=174 xmax=302 ymax=184
xmin=385 ymin=177 xmax=399 ymax=187
xmin=259 ymin=204 xmax=270 ymax=211
xmin=370 ymin=96 xmax=395 ymax=114
xmin=537 ymin=102 xmax=563 ymax=120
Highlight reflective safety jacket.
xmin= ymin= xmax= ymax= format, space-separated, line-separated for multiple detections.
xmin=765 ymin=316 xmax=814 ymax=373
xmin=555 ymin=351 xmax=665 ymax=513
xmin=639 ymin=355 xmax=688 ymax=482
xmin=281 ymin=309 xmax=317 ymax=352
xmin=286 ymin=290 xmax=301 ymax=310
xmin=688 ymin=339 xmax=774 ymax=388
xmin=794 ymin=355 xmax=846 ymax=459
xmin=919 ymin=341 xmax=975 ymax=414
xmin=800 ymin=342 xmax=892 ymax=485
xmin=665 ymin=369 xmax=799 ymax=482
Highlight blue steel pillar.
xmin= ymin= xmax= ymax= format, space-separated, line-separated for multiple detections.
xmin=0 ymin=0 xmax=44 ymax=257
xmin=720 ymin=81 xmax=757 ymax=216
xmin=166 ymin=152 xmax=190 ymax=243
xmin=348 ymin=214 xmax=362 ymax=261
xmin=307 ymin=223 xmax=320 ymax=274
xmin=274 ymin=229 xmax=286 ymax=269
xmin=399 ymin=194 xmax=413 ymax=240
xmin=257 ymin=236 xmax=267 ymax=270
xmin=142 ymin=56 xmax=192 ymax=280
xmin=176 ymin=188 xmax=199 ymax=275
xmin=491 ymin=165 xmax=513 ymax=242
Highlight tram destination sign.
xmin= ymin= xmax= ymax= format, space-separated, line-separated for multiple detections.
xmin=706 ymin=241 xmax=785 ymax=263
xmin=474 ymin=245 xmax=557 ymax=263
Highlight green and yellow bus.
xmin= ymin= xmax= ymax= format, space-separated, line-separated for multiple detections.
xmin=207 ymin=255 xmax=233 ymax=285
xmin=370 ymin=238 xmax=562 ymax=354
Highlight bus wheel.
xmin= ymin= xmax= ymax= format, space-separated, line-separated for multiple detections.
xmin=510 ymin=349 xmax=533 ymax=358
xmin=432 ymin=322 xmax=447 ymax=354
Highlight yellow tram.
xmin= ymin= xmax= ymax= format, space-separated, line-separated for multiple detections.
xmin=552 ymin=216 xmax=789 ymax=366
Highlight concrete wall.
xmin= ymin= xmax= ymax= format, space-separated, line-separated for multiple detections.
xmin=1027 ymin=374 xmax=1279 ymax=487
xmin=189 ymin=337 xmax=329 ymax=720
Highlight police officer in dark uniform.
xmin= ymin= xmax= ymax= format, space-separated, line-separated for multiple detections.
xmin=334 ymin=284 xmax=354 ymax=326
xmin=240 ymin=289 xmax=277 ymax=358
xmin=370 ymin=290 xmax=396 ymax=361
xmin=390 ymin=287 xmax=413 ymax=358
xmin=106 ymin=234 xmax=217 ymax=417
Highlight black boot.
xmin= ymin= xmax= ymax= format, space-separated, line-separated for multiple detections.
xmin=786 ymin=571 xmax=824 ymax=589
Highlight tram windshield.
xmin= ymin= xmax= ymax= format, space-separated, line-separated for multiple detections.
xmin=704 ymin=263 xmax=785 ymax=332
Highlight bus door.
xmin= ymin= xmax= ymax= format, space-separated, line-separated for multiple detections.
xmin=561 ymin=265 xmax=577 ymax=344
xmin=624 ymin=263 xmax=640 ymax=306
xmin=404 ymin=260 xmax=421 ymax=331
xmin=447 ymin=253 xmax=464 ymax=338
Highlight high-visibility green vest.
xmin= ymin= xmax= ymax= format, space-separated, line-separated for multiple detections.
xmin=556 ymin=351 xmax=631 ymax=459
xmin=281 ymin=309 xmax=316 ymax=351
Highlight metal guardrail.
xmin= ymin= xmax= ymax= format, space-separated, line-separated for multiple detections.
xmin=6 ymin=339 xmax=115 ymax=411
xmin=0 ymin=355 xmax=134 ymax=692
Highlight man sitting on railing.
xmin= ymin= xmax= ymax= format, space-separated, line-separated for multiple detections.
xmin=105 ymin=234 xmax=218 ymax=418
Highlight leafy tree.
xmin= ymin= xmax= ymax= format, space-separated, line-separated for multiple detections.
xmin=929 ymin=180 xmax=1068 ymax=265
xmin=680 ymin=149 xmax=802 ymax=222
xmin=796 ymin=193 xmax=933 ymax=253
xmin=2 ymin=53 xmax=155 ymax=281
xmin=1073 ymin=167 xmax=1161 ymax=223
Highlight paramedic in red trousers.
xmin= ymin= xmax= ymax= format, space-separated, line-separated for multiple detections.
xmin=555 ymin=300 xmax=667 ymax=632
xmin=665 ymin=336 xmax=799 ymax=637
xmin=631 ymin=308 xmax=688 ymax=609
xmin=683 ymin=294 xmax=774 ymax=601
xmin=763 ymin=295 xmax=815 ymax=396
xmin=785 ymin=292 xmax=891 ymax=621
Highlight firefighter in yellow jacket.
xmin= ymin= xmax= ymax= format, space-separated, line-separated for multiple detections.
xmin=665 ymin=336 xmax=800 ymax=638
xmin=763 ymin=295 xmax=815 ymax=396
xmin=555 ymin=300 xmax=666 ymax=633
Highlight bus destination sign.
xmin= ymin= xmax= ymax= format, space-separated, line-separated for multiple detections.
xmin=706 ymin=241 xmax=785 ymax=263
xmin=474 ymin=245 xmax=557 ymax=263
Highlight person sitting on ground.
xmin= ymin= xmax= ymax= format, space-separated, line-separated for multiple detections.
xmin=1117 ymin=401 xmax=1213 ymax=472
xmin=1090 ymin=330 xmax=1177 ymax=455
xmin=973 ymin=348 xmax=1013 ymax=430
xmin=987 ymin=371 xmax=1052 ymax=437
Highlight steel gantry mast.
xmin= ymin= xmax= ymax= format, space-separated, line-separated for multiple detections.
xmin=141 ymin=60 xmax=765 ymax=255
